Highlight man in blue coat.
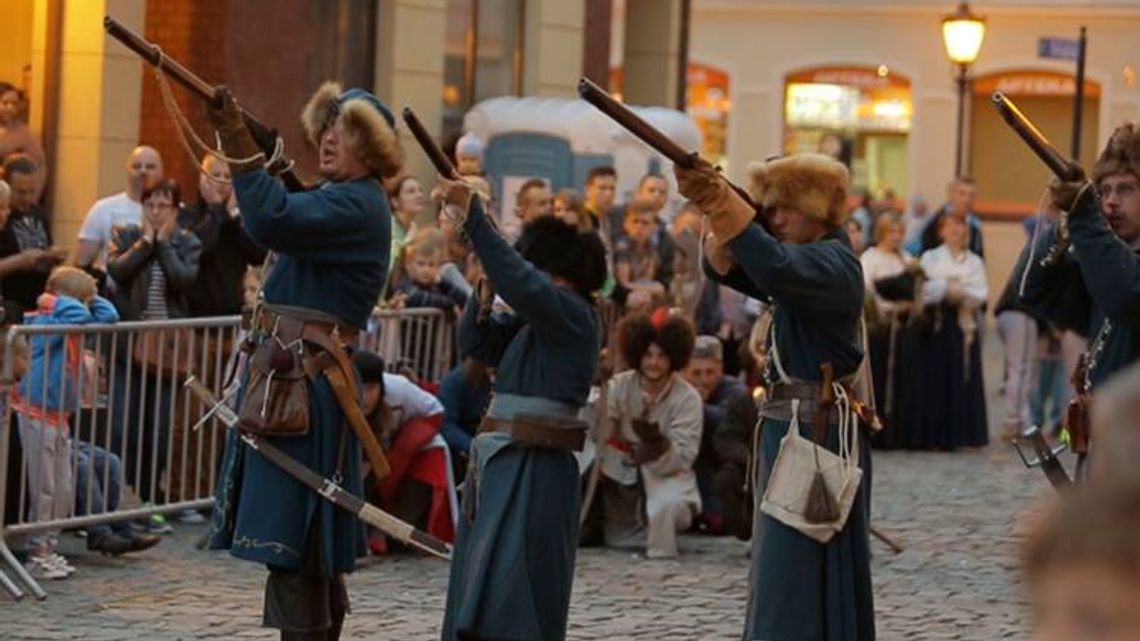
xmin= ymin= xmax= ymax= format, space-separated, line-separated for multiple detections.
xmin=676 ymin=153 xmax=874 ymax=641
xmin=1022 ymin=122 xmax=1140 ymax=393
xmin=205 ymin=81 xmax=401 ymax=641
xmin=435 ymin=180 xmax=607 ymax=641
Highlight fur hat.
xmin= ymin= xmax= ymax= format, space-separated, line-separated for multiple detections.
xmin=301 ymin=81 xmax=403 ymax=179
xmin=746 ymin=153 xmax=850 ymax=228
xmin=514 ymin=216 xmax=607 ymax=298
xmin=1093 ymin=122 xmax=1140 ymax=185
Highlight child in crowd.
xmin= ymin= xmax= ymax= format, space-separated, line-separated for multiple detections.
xmin=390 ymin=228 xmax=469 ymax=313
xmin=15 ymin=266 xmax=119 ymax=578
xmin=1024 ymin=480 xmax=1140 ymax=641
xmin=454 ymin=132 xmax=485 ymax=177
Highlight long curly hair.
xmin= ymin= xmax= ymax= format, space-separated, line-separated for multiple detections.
xmin=617 ymin=312 xmax=695 ymax=373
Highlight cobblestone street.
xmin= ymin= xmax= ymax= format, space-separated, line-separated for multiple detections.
xmin=2 ymin=336 xmax=1055 ymax=640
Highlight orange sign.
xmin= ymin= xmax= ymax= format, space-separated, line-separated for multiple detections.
xmin=785 ymin=65 xmax=910 ymax=90
xmin=973 ymin=70 xmax=1100 ymax=98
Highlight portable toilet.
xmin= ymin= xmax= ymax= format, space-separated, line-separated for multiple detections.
xmin=462 ymin=96 xmax=702 ymax=230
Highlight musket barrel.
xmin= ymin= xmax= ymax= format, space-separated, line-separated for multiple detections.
xmin=577 ymin=77 xmax=697 ymax=169
xmin=104 ymin=16 xmax=217 ymax=102
xmin=402 ymin=107 xmax=460 ymax=179
xmin=991 ymin=92 xmax=1084 ymax=181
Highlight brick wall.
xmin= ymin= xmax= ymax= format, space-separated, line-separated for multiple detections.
xmin=139 ymin=0 xmax=229 ymax=199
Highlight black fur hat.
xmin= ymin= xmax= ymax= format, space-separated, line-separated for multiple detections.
xmin=514 ymin=216 xmax=607 ymax=297
xmin=617 ymin=311 xmax=696 ymax=373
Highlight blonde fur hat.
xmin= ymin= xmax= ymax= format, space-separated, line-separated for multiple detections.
xmin=301 ymin=81 xmax=403 ymax=179
xmin=746 ymin=153 xmax=850 ymax=228
xmin=1093 ymin=121 xmax=1140 ymax=185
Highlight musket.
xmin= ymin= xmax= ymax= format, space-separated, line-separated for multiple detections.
xmin=183 ymin=376 xmax=452 ymax=561
xmin=104 ymin=15 xmax=306 ymax=193
xmin=1013 ymin=425 xmax=1072 ymax=491
xmin=577 ymin=77 xmax=762 ymax=216
xmin=991 ymin=92 xmax=1084 ymax=182
xmin=402 ymin=108 xmax=461 ymax=180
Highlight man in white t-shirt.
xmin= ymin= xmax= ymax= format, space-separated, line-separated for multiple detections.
xmin=72 ymin=146 xmax=163 ymax=272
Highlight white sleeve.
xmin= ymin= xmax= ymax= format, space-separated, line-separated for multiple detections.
xmin=919 ymin=251 xmax=947 ymax=304
xmin=961 ymin=254 xmax=989 ymax=305
xmin=383 ymin=373 xmax=443 ymax=419
xmin=77 ymin=203 xmax=107 ymax=242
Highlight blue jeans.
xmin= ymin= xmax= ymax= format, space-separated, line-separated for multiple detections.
xmin=74 ymin=441 xmax=132 ymax=537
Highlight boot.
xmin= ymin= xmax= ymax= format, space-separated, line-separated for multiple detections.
xmin=128 ymin=533 xmax=161 ymax=553
xmin=87 ymin=531 xmax=135 ymax=556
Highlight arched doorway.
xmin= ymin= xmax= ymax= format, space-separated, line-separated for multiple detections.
xmin=783 ymin=65 xmax=913 ymax=200
xmin=969 ymin=70 xmax=1100 ymax=216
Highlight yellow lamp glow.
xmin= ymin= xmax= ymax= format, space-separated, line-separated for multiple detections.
xmin=941 ymin=3 xmax=986 ymax=65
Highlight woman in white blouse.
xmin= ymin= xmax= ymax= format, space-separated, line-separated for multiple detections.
xmin=914 ymin=214 xmax=990 ymax=449
xmin=861 ymin=213 xmax=921 ymax=447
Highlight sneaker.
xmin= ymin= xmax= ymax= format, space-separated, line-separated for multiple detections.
xmin=131 ymin=513 xmax=174 ymax=535
xmin=25 ymin=556 xmax=69 ymax=580
xmin=175 ymin=509 xmax=207 ymax=524
xmin=45 ymin=553 xmax=76 ymax=576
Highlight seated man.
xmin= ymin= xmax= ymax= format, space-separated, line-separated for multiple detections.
xmin=353 ymin=351 xmax=451 ymax=551
xmin=585 ymin=311 xmax=702 ymax=558
xmin=683 ymin=335 xmax=756 ymax=537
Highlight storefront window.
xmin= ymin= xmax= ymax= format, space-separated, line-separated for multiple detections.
xmin=443 ymin=0 xmax=524 ymax=139
xmin=686 ymin=63 xmax=730 ymax=169
xmin=783 ymin=66 xmax=912 ymax=198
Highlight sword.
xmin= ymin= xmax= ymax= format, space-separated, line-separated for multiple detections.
xmin=183 ymin=376 xmax=452 ymax=561
xmin=1013 ymin=425 xmax=1072 ymax=490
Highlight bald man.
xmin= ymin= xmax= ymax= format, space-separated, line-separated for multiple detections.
xmin=73 ymin=145 xmax=164 ymax=271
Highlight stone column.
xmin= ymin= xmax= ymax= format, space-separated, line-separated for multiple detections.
xmin=521 ymin=0 xmax=584 ymax=98
xmin=36 ymin=0 xmax=145 ymax=250
xmin=375 ymin=0 xmax=447 ymax=186
xmin=622 ymin=0 xmax=685 ymax=107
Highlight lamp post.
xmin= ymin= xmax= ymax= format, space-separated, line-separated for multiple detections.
xmin=941 ymin=2 xmax=986 ymax=177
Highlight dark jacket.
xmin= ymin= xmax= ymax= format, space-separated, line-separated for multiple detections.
xmin=107 ymin=224 xmax=202 ymax=320
xmin=177 ymin=199 xmax=266 ymax=316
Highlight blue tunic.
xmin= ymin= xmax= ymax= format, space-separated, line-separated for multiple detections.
xmin=209 ymin=171 xmax=390 ymax=574
xmin=441 ymin=198 xmax=599 ymax=641
xmin=1020 ymin=190 xmax=1140 ymax=390
xmin=708 ymin=224 xmax=875 ymax=641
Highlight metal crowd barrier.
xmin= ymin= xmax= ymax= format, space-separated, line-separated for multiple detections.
xmin=0 ymin=308 xmax=455 ymax=600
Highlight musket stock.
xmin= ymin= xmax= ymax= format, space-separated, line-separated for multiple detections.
xmin=991 ymin=92 xmax=1084 ymax=182
xmin=104 ymin=15 xmax=305 ymax=192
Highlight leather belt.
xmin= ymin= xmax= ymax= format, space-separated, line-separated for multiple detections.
xmin=479 ymin=414 xmax=588 ymax=452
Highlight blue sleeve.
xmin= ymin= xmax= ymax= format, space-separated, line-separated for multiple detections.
xmin=703 ymin=258 xmax=769 ymax=301
xmin=462 ymin=197 xmax=578 ymax=336
xmin=88 ymin=296 xmax=120 ymax=323
xmin=50 ymin=297 xmax=96 ymax=324
xmin=234 ymin=172 xmax=383 ymax=260
xmin=456 ymin=297 xmax=523 ymax=365
xmin=1016 ymin=229 xmax=1090 ymax=335
xmin=1068 ymin=191 xmax=1140 ymax=325
xmin=726 ymin=225 xmax=862 ymax=316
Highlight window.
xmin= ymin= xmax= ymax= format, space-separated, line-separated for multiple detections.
xmin=443 ymin=0 xmax=525 ymax=139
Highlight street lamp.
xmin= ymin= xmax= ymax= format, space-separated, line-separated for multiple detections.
xmin=942 ymin=2 xmax=986 ymax=177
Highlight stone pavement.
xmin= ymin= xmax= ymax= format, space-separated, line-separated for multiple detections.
xmin=1 ymin=336 xmax=1058 ymax=640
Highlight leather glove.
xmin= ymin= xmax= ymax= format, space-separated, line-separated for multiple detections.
xmin=703 ymin=233 xmax=736 ymax=276
xmin=630 ymin=419 xmax=670 ymax=465
xmin=1047 ymin=165 xmax=1089 ymax=213
xmin=206 ymin=87 xmax=265 ymax=174
xmin=674 ymin=158 xmax=755 ymax=247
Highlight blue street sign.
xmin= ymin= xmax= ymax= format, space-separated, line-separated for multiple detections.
xmin=1038 ymin=37 xmax=1080 ymax=60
